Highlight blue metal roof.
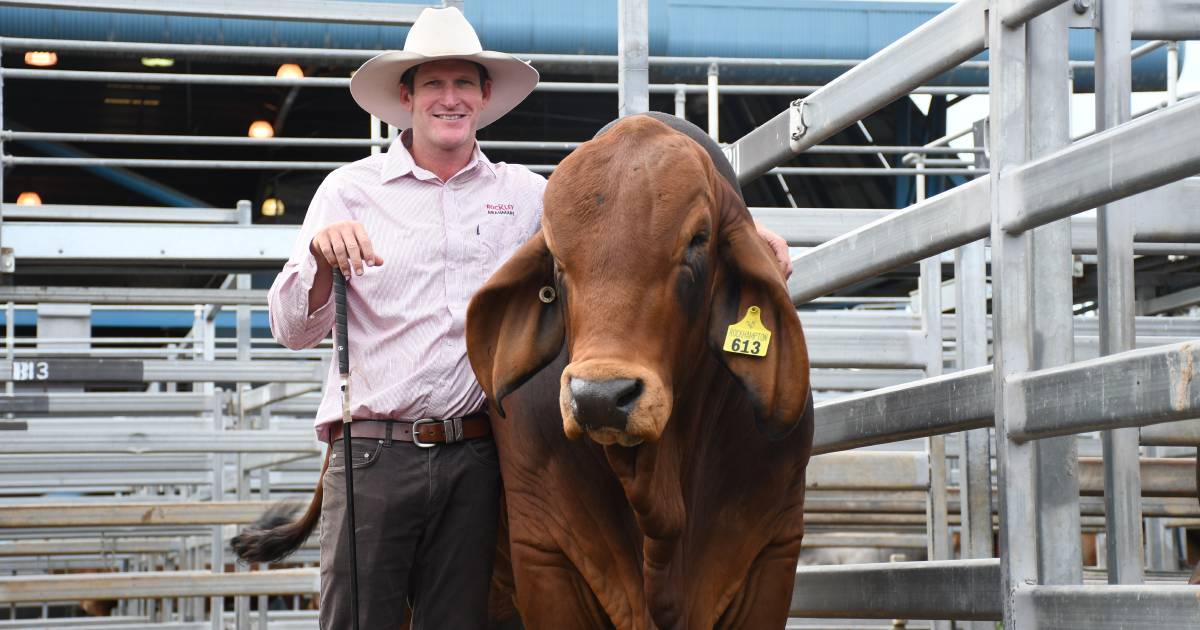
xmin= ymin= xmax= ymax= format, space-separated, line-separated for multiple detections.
xmin=0 ymin=308 xmax=272 ymax=332
xmin=654 ymin=1 xmax=947 ymax=59
xmin=0 ymin=1 xmax=1176 ymax=89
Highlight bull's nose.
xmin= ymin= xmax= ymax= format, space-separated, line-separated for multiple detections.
xmin=568 ymin=377 xmax=643 ymax=430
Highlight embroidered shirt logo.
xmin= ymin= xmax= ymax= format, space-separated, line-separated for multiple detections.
xmin=486 ymin=203 xmax=515 ymax=216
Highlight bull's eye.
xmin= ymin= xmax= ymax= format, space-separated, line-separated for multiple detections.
xmin=684 ymin=231 xmax=710 ymax=272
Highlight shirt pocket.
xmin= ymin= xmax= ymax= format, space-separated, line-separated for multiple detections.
xmin=473 ymin=218 xmax=524 ymax=278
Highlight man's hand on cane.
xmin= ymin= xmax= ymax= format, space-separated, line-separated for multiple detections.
xmin=310 ymin=220 xmax=386 ymax=277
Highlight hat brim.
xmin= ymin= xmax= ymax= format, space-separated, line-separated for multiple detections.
xmin=350 ymin=50 xmax=539 ymax=130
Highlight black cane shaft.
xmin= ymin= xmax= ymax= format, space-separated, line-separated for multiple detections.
xmin=332 ymin=271 xmax=360 ymax=630
xmin=342 ymin=421 xmax=361 ymax=630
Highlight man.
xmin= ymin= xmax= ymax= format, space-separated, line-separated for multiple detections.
xmin=266 ymin=7 xmax=793 ymax=628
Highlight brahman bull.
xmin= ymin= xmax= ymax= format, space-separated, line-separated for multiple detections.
xmin=466 ymin=112 xmax=814 ymax=629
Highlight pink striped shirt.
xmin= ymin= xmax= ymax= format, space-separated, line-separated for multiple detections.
xmin=268 ymin=131 xmax=546 ymax=443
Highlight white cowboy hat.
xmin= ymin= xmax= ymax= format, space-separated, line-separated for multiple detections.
xmin=350 ymin=7 xmax=539 ymax=130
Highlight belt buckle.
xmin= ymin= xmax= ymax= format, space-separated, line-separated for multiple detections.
xmin=411 ymin=418 xmax=437 ymax=448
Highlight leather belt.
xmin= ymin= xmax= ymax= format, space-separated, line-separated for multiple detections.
xmin=330 ymin=412 xmax=490 ymax=448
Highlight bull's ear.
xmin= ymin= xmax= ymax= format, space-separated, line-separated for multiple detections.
xmin=467 ymin=229 xmax=564 ymax=417
xmin=707 ymin=179 xmax=811 ymax=440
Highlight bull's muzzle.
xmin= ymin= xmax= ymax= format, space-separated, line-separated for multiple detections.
xmin=560 ymin=360 xmax=671 ymax=447
xmin=568 ymin=377 xmax=643 ymax=432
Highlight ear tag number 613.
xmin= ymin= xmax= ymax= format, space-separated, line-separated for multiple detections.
xmin=723 ymin=306 xmax=771 ymax=357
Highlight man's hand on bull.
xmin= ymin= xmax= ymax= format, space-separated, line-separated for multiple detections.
xmin=310 ymin=220 xmax=386 ymax=277
xmin=754 ymin=220 xmax=794 ymax=280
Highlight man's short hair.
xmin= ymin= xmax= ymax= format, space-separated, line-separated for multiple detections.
xmin=400 ymin=62 xmax=490 ymax=92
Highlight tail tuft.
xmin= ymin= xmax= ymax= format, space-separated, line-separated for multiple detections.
xmin=231 ymin=503 xmax=309 ymax=564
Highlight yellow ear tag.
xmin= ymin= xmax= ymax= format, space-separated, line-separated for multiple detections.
xmin=723 ymin=306 xmax=771 ymax=357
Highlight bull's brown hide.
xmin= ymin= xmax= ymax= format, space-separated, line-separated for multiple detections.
xmin=467 ymin=114 xmax=814 ymax=629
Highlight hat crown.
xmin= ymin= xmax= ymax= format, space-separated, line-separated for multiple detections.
xmin=404 ymin=7 xmax=484 ymax=57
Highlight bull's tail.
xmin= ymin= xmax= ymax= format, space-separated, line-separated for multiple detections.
xmin=232 ymin=448 xmax=329 ymax=564
xmin=1193 ymin=447 xmax=1200 ymax=584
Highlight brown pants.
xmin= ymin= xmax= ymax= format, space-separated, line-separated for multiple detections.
xmin=319 ymin=433 xmax=501 ymax=629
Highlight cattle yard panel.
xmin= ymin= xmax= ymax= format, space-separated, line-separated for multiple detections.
xmin=3 ymin=306 xmax=1200 ymax=620
xmin=953 ymin=234 xmax=994 ymax=615
xmin=751 ymin=201 xmax=1200 ymax=253
xmin=0 ymin=38 xmax=990 ymax=182
xmin=717 ymin=0 xmax=1200 ymax=626
xmin=3 ymin=1 xmax=1200 ymax=629
xmin=1031 ymin=11 xmax=1092 ymax=582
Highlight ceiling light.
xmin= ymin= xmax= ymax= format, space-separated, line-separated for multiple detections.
xmin=141 ymin=57 xmax=175 ymax=68
xmin=276 ymin=63 xmax=304 ymax=79
xmin=248 ymin=120 xmax=275 ymax=139
xmin=16 ymin=192 xmax=43 ymax=206
xmin=261 ymin=198 xmax=285 ymax=217
xmin=24 ymin=51 xmax=57 ymax=67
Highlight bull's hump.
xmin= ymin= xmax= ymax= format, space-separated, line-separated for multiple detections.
xmin=572 ymin=116 xmax=696 ymax=171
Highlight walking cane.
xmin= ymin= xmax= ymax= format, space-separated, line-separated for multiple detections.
xmin=333 ymin=271 xmax=361 ymax=630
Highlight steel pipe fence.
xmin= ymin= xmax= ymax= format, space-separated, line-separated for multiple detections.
xmin=14 ymin=198 xmax=1200 ymax=266
xmin=751 ymin=194 xmax=1200 ymax=248
xmin=0 ymin=569 xmax=320 ymax=604
xmin=0 ymin=34 xmax=1169 ymax=70
xmin=792 ymin=562 xmax=1200 ymax=622
xmin=1 ymin=203 xmax=241 ymax=223
xmin=3 ymin=328 xmax=1190 ymax=384
xmin=9 ymin=447 xmax=1197 ymax=503
xmin=1 ymin=155 xmax=984 ymax=178
xmin=0 ymin=131 xmax=982 ymax=156
xmin=802 ymin=492 xmax=1200 ymax=519
xmin=0 ymin=611 xmax=322 ymax=629
xmin=717 ymin=0 xmax=1200 ymax=627
xmin=724 ymin=0 xmax=990 ymax=183
xmin=0 ymin=286 xmax=268 ymax=305
xmin=790 ymin=559 xmax=1001 ymax=621
xmin=0 ymin=34 xmax=1009 ymax=191
xmin=3 ymin=1 xmax=1200 ymax=625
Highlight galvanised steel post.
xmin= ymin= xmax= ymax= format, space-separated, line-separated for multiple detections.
xmin=235 ymin=199 xmax=252 ymax=630
xmin=956 ymin=119 xmax=993 ymax=630
xmin=919 ymin=253 xmax=950 ymax=630
xmin=1145 ymin=38 xmax=1177 ymax=570
xmin=988 ymin=1 xmax=1039 ymax=626
xmin=617 ymin=0 xmax=649 ymax=117
xmin=1167 ymin=41 xmax=1179 ymax=105
xmin=1027 ymin=2 xmax=1083 ymax=587
xmin=707 ymin=63 xmax=719 ymax=141
xmin=4 ymin=303 xmax=12 ymax=397
xmin=369 ymin=116 xmax=381 ymax=157
xmin=1094 ymin=0 xmax=1145 ymax=586
xmin=209 ymin=329 xmax=224 ymax=630
xmin=257 ymin=450 xmax=272 ymax=630
xmin=1 ymin=48 xmax=6 ymax=276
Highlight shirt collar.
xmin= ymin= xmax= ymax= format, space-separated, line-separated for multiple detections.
xmin=381 ymin=129 xmax=497 ymax=184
